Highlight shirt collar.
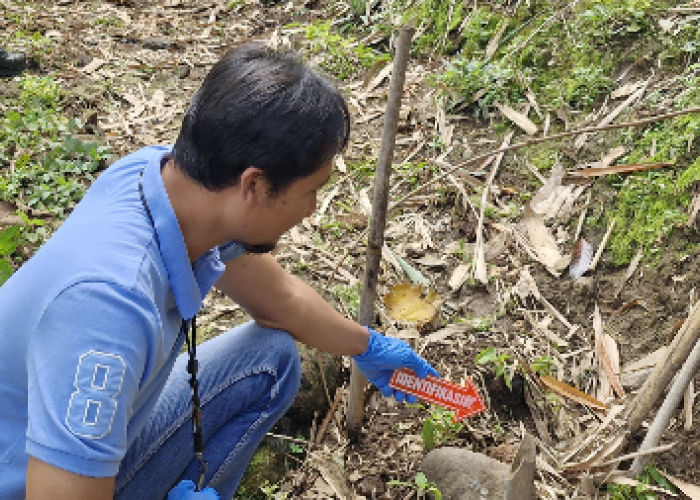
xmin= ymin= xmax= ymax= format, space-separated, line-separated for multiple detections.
xmin=141 ymin=152 xmax=202 ymax=319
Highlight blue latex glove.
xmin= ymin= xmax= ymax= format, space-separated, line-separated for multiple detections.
xmin=168 ymin=480 xmax=220 ymax=500
xmin=352 ymin=327 xmax=440 ymax=403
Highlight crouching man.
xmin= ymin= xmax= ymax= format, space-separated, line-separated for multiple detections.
xmin=0 ymin=43 xmax=438 ymax=499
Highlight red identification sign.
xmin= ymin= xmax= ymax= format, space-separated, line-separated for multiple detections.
xmin=388 ymin=368 xmax=487 ymax=421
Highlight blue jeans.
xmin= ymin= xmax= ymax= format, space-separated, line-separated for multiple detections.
xmin=114 ymin=322 xmax=301 ymax=499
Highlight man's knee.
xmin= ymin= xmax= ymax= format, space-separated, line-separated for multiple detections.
xmin=269 ymin=330 xmax=301 ymax=399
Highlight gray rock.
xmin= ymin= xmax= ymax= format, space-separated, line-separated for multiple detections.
xmin=142 ymin=37 xmax=171 ymax=50
xmin=421 ymin=434 xmax=537 ymax=500
xmin=422 ymin=448 xmax=509 ymax=500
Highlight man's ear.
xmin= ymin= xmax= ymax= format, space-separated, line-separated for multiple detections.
xmin=238 ymin=167 xmax=269 ymax=204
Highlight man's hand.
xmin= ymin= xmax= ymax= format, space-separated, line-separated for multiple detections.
xmin=168 ymin=480 xmax=220 ymax=499
xmin=352 ymin=327 xmax=440 ymax=403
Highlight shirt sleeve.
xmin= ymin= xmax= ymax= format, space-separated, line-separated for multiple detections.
xmin=26 ymin=281 xmax=159 ymax=478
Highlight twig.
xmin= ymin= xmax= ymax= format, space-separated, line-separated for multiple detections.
xmin=266 ymin=433 xmax=310 ymax=445
xmin=315 ymin=388 xmax=344 ymax=446
xmin=315 ymin=350 xmax=332 ymax=407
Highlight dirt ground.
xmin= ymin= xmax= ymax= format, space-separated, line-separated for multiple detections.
xmin=3 ymin=0 xmax=700 ymax=497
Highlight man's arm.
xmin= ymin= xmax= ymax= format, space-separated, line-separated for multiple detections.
xmin=26 ymin=457 xmax=114 ymax=500
xmin=215 ymin=253 xmax=369 ymax=356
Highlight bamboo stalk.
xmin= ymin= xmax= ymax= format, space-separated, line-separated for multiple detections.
xmin=346 ymin=26 xmax=415 ymax=440
xmin=630 ymin=337 xmax=700 ymax=474
xmin=624 ymin=300 xmax=700 ymax=435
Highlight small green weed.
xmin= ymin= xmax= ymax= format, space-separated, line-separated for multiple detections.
xmin=605 ymin=464 xmax=676 ymax=499
xmin=532 ymin=356 xmax=555 ymax=377
xmin=603 ymin=67 xmax=700 ymax=264
xmin=296 ymin=21 xmax=389 ymax=80
xmin=388 ymin=471 xmax=443 ymax=500
xmin=0 ymin=226 xmax=22 ymax=285
xmin=0 ymin=76 xmax=110 ymax=218
xmin=398 ymin=0 xmax=472 ymax=55
xmin=420 ymin=405 xmax=463 ymax=452
xmin=332 ymin=282 xmax=362 ymax=318
xmin=476 ymin=347 xmax=512 ymax=389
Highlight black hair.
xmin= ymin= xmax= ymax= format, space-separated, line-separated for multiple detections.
xmin=172 ymin=43 xmax=350 ymax=194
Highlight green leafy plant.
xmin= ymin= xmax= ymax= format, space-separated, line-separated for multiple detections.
xmin=297 ymin=21 xmax=389 ymax=80
xmin=476 ymin=347 xmax=512 ymax=389
xmin=332 ymin=282 xmax=362 ymax=318
xmin=388 ymin=472 xmax=443 ymax=500
xmin=0 ymin=225 xmax=22 ymax=285
xmin=260 ymin=481 xmax=289 ymax=499
xmin=532 ymin=356 xmax=555 ymax=376
xmin=605 ymin=464 xmax=676 ymax=499
xmin=421 ymin=405 xmax=463 ymax=452
xmin=0 ymin=76 xmax=111 ymax=218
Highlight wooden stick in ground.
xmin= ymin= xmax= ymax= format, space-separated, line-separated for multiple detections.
xmin=630 ymin=336 xmax=700 ymax=474
xmin=346 ymin=26 xmax=415 ymax=440
xmin=624 ymin=299 xmax=700 ymax=435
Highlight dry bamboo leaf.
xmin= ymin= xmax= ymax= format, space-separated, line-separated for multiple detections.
xmin=688 ymin=192 xmax=700 ymax=226
xmin=530 ymin=163 xmax=563 ymax=215
xmin=496 ymin=103 xmax=538 ymax=135
xmin=526 ymin=89 xmax=544 ymax=119
xmin=593 ymin=305 xmax=613 ymax=401
xmin=539 ymin=375 xmax=608 ymax=412
xmin=81 ymin=57 xmax=106 ymax=74
xmin=384 ymin=283 xmax=439 ymax=325
xmin=448 ymin=264 xmax=470 ymax=292
xmin=569 ymin=161 xmax=674 ymax=177
xmin=569 ymin=239 xmax=594 ymax=280
xmin=614 ymin=248 xmax=643 ymax=298
xmin=485 ymin=19 xmax=509 ymax=58
xmin=610 ymin=81 xmax=645 ymax=100
xmin=365 ymin=60 xmax=392 ymax=92
xmin=414 ymin=255 xmax=446 ymax=267
xmin=315 ymin=184 xmax=340 ymax=220
xmin=335 ymin=155 xmax=347 ymax=174
xmin=684 ymin=380 xmax=694 ymax=431
xmin=560 ymin=405 xmax=625 ymax=465
xmin=589 ymin=220 xmax=615 ymax=272
xmin=522 ymin=203 xmax=570 ymax=275
xmin=575 ymin=85 xmax=646 ymax=149
xmin=308 ymin=451 xmax=353 ymax=500
xmin=600 ymin=146 xmax=627 ymax=168
xmin=621 ymin=346 xmax=667 ymax=390
xmin=564 ymin=433 xmax=625 ymax=472
xmin=661 ymin=472 xmax=700 ymax=499
xmin=599 ymin=329 xmax=625 ymax=399
xmin=362 ymin=59 xmax=388 ymax=88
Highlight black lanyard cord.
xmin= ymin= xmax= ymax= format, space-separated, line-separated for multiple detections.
xmin=183 ymin=316 xmax=208 ymax=490
xmin=139 ymin=171 xmax=208 ymax=490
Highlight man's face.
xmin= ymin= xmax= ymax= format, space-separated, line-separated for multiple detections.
xmin=242 ymin=161 xmax=333 ymax=253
